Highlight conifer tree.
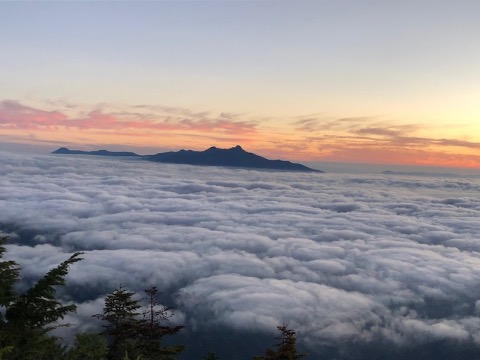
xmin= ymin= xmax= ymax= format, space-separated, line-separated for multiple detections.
xmin=138 ymin=286 xmax=184 ymax=360
xmin=95 ymin=286 xmax=184 ymax=360
xmin=0 ymin=237 xmax=20 ymax=358
xmin=94 ymin=286 xmax=142 ymax=360
xmin=203 ymin=351 xmax=220 ymax=360
xmin=0 ymin=236 xmax=83 ymax=360
xmin=0 ymin=237 xmax=20 ymax=312
xmin=6 ymin=252 xmax=83 ymax=330
xmin=254 ymin=325 xmax=306 ymax=360
xmin=66 ymin=333 xmax=108 ymax=360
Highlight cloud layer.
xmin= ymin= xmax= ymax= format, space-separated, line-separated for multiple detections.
xmin=1 ymin=152 xmax=480 ymax=358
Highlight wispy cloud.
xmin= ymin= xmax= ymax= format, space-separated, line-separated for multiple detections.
xmin=0 ymin=100 xmax=257 ymax=135
xmin=354 ymin=124 xmax=419 ymax=138
xmin=434 ymin=138 xmax=480 ymax=149
xmin=294 ymin=116 xmax=373 ymax=132
xmin=0 ymin=100 xmax=67 ymax=129
xmin=289 ymin=115 xmax=480 ymax=167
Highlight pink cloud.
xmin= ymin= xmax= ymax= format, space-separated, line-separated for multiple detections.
xmin=0 ymin=100 xmax=67 ymax=129
xmin=0 ymin=100 xmax=257 ymax=136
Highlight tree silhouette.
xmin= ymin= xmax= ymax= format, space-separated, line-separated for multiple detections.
xmin=6 ymin=252 xmax=83 ymax=330
xmin=94 ymin=286 xmax=142 ymax=360
xmin=66 ymin=333 xmax=108 ymax=360
xmin=95 ymin=286 xmax=184 ymax=360
xmin=0 ymin=236 xmax=83 ymax=360
xmin=254 ymin=325 xmax=306 ymax=360
xmin=0 ymin=237 xmax=20 ymax=312
xmin=203 ymin=351 xmax=220 ymax=360
xmin=138 ymin=286 xmax=184 ymax=359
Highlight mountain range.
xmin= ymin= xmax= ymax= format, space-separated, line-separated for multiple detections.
xmin=52 ymin=146 xmax=322 ymax=172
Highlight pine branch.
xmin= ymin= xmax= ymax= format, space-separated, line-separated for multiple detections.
xmin=6 ymin=252 xmax=83 ymax=329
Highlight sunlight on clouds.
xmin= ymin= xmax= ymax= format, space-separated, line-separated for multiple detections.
xmin=1 ymin=99 xmax=480 ymax=168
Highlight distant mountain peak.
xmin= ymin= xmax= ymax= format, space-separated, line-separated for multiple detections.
xmin=52 ymin=148 xmax=140 ymax=157
xmin=52 ymin=146 xmax=323 ymax=172
xmin=54 ymin=147 xmax=71 ymax=154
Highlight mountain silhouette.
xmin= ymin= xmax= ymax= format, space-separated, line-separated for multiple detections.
xmin=52 ymin=146 xmax=322 ymax=172
xmin=52 ymin=147 xmax=140 ymax=157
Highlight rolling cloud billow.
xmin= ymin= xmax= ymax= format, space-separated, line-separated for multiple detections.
xmin=1 ymin=151 xmax=480 ymax=359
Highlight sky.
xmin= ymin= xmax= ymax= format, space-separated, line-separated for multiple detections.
xmin=2 ymin=153 xmax=480 ymax=358
xmin=1 ymin=0 xmax=480 ymax=168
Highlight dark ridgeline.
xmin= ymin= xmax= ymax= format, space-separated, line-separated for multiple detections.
xmin=146 ymin=145 xmax=320 ymax=172
xmin=52 ymin=145 xmax=323 ymax=172
xmin=52 ymin=147 xmax=140 ymax=157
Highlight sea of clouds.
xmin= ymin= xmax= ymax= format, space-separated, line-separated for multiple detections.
xmin=1 ymin=151 xmax=480 ymax=359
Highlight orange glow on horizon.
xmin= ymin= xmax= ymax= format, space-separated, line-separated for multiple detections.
xmin=1 ymin=100 xmax=480 ymax=169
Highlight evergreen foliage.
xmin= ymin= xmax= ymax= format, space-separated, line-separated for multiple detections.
xmin=6 ymin=252 xmax=83 ymax=329
xmin=95 ymin=286 xmax=184 ymax=360
xmin=0 ymin=237 xmax=20 ymax=311
xmin=254 ymin=325 xmax=306 ymax=360
xmin=66 ymin=333 xmax=108 ymax=360
xmin=138 ymin=286 xmax=184 ymax=359
xmin=0 ymin=237 xmax=20 ymax=359
xmin=203 ymin=351 xmax=220 ymax=360
xmin=94 ymin=287 xmax=142 ymax=360
xmin=0 ymin=236 xmax=83 ymax=360
xmin=1 ymin=236 xmax=308 ymax=359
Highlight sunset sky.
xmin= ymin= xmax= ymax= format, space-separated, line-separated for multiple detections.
xmin=1 ymin=0 xmax=480 ymax=167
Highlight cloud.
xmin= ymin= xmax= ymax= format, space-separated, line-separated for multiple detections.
xmin=293 ymin=115 xmax=372 ymax=133
xmin=2 ymin=152 xmax=480 ymax=358
xmin=2 ymin=98 xmax=479 ymax=168
xmin=354 ymin=124 xmax=419 ymax=139
xmin=0 ymin=100 xmax=257 ymax=135
xmin=0 ymin=100 xmax=67 ymax=129
xmin=290 ymin=115 xmax=480 ymax=166
xmin=435 ymin=138 xmax=480 ymax=149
